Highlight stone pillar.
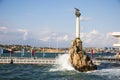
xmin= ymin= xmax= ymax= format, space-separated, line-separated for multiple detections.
xmin=76 ymin=16 xmax=80 ymax=38
xmin=75 ymin=8 xmax=81 ymax=38
xmin=75 ymin=8 xmax=82 ymax=50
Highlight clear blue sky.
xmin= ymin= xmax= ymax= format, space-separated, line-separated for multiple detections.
xmin=0 ymin=0 xmax=120 ymax=47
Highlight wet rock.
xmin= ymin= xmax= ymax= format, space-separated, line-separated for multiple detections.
xmin=69 ymin=38 xmax=97 ymax=72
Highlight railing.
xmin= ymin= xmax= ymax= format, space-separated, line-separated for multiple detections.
xmin=0 ymin=57 xmax=57 ymax=64
xmin=94 ymin=57 xmax=120 ymax=63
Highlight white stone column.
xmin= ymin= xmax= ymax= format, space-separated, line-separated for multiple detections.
xmin=75 ymin=8 xmax=81 ymax=38
xmin=76 ymin=17 xmax=80 ymax=38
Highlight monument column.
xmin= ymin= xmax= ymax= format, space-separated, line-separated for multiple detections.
xmin=69 ymin=8 xmax=97 ymax=72
xmin=75 ymin=8 xmax=82 ymax=50
xmin=75 ymin=8 xmax=81 ymax=38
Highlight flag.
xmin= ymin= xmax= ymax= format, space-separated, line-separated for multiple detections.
xmin=42 ymin=48 xmax=45 ymax=58
xmin=31 ymin=49 xmax=34 ymax=56
xmin=91 ymin=49 xmax=94 ymax=58
xmin=21 ymin=48 xmax=24 ymax=57
xmin=10 ymin=50 xmax=14 ymax=54
xmin=0 ymin=47 xmax=3 ymax=54
xmin=43 ymin=52 xmax=46 ymax=58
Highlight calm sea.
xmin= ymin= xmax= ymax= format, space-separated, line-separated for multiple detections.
xmin=0 ymin=53 xmax=120 ymax=80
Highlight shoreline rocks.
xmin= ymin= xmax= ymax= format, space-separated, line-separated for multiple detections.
xmin=69 ymin=38 xmax=97 ymax=72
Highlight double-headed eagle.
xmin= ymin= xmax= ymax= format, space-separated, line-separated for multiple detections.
xmin=74 ymin=8 xmax=81 ymax=17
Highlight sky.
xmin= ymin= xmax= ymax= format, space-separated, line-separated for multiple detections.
xmin=0 ymin=0 xmax=120 ymax=48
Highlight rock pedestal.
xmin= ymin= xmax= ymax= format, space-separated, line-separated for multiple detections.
xmin=69 ymin=38 xmax=97 ymax=72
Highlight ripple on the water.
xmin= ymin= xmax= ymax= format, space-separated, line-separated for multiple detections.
xmin=0 ymin=64 xmax=120 ymax=80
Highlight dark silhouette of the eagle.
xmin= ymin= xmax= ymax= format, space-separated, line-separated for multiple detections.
xmin=74 ymin=8 xmax=81 ymax=17
xmin=74 ymin=8 xmax=79 ymax=11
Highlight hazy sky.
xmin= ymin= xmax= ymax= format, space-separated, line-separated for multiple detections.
xmin=0 ymin=0 xmax=120 ymax=48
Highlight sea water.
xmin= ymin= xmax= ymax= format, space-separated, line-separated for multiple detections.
xmin=0 ymin=53 xmax=120 ymax=80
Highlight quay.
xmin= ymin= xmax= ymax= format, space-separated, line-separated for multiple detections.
xmin=0 ymin=57 xmax=57 ymax=64
xmin=94 ymin=57 xmax=120 ymax=63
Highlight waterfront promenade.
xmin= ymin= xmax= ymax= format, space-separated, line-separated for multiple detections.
xmin=0 ymin=57 xmax=57 ymax=64
xmin=94 ymin=57 xmax=120 ymax=63
xmin=0 ymin=54 xmax=120 ymax=65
